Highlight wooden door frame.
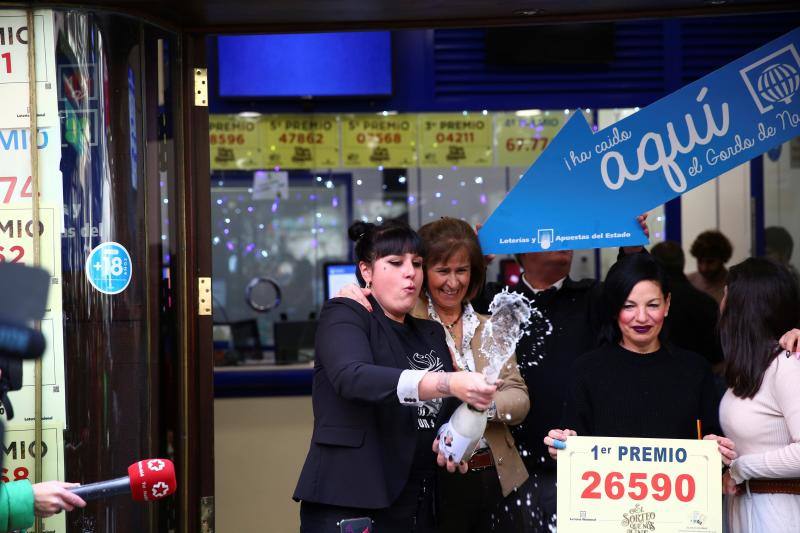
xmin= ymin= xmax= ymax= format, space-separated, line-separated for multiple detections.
xmin=178 ymin=31 xmax=215 ymax=533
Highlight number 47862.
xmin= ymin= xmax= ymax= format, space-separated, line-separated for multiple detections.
xmin=580 ymin=471 xmax=696 ymax=502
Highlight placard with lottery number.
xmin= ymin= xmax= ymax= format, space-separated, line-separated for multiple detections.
xmin=556 ymin=436 xmax=722 ymax=533
xmin=3 ymin=423 xmax=66 ymax=532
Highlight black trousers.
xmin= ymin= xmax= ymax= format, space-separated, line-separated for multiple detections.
xmin=515 ymin=469 xmax=557 ymax=532
xmin=437 ymin=466 xmax=525 ymax=533
xmin=300 ymin=474 xmax=437 ymax=533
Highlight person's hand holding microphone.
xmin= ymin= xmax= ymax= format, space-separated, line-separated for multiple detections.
xmin=32 ymin=481 xmax=86 ymax=518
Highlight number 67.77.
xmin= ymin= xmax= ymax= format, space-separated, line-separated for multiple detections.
xmin=580 ymin=471 xmax=695 ymax=502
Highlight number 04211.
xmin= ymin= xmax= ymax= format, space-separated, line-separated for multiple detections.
xmin=580 ymin=471 xmax=696 ymax=503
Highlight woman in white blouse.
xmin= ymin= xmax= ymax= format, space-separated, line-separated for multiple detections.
xmin=718 ymin=257 xmax=800 ymax=532
xmin=412 ymin=217 xmax=529 ymax=533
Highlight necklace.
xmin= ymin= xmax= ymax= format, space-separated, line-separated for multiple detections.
xmin=442 ymin=310 xmax=463 ymax=330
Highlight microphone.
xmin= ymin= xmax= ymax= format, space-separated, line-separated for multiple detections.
xmin=0 ymin=321 xmax=46 ymax=361
xmin=0 ymin=262 xmax=50 ymax=423
xmin=71 ymin=459 xmax=177 ymax=502
xmin=0 ymin=321 xmax=46 ymax=419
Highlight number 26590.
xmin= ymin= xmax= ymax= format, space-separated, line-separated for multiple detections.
xmin=580 ymin=471 xmax=696 ymax=502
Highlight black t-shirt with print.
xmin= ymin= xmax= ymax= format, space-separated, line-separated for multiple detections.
xmin=389 ymin=318 xmax=445 ymax=474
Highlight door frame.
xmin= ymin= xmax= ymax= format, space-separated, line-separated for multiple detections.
xmin=178 ymin=31 xmax=215 ymax=533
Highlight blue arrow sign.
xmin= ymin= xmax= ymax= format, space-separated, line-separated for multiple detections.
xmin=479 ymin=28 xmax=800 ymax=254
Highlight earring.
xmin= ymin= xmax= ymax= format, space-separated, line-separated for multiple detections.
xmin=366 ymin=281 xmax=372 ymax=290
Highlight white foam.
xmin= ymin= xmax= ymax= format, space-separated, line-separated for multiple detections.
xmin=480 ymin=288 xmax=539 ymax=383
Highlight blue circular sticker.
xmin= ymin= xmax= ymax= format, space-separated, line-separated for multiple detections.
xmin=85 ymin=242 xmax=132 ymax=295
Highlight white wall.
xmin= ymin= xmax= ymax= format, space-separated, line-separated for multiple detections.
xmin=681 ymin=165 xmax=751 ymax=273
xmin=763 ymin=138 xmax=800 ymax=273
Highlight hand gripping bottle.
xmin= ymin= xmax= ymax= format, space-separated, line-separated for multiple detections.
xmin=437 ymin=403 xmax=487 ymax=464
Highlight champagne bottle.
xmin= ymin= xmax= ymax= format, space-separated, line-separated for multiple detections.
xmin=437 ymin=289 xmax=534 ymax=464
xmin=437 ymin=402 xmax=487 ymax=464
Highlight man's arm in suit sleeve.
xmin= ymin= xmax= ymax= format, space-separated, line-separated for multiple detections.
xmin=316 ymin=298 xmax=405 ymax=404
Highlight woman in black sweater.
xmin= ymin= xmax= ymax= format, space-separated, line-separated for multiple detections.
xmin=543 ymin=253 xmax=736 ymax=462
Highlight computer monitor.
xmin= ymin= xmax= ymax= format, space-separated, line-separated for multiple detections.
xmin=324 ymin=263 xmax=358 ymax=300
xmin=230 ymin=319 xmax=263 ymax=360
xmin=274 ymin=320 xmax=317 ymax=364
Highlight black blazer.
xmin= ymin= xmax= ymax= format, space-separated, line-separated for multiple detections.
xmin=293 ymin=296 xmax=457 ymax=509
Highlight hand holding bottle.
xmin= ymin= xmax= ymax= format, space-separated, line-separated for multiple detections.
xmin=433 ymin=369 xmax=503 ymax=467
xmin=448 ymin=371 xmax=498 ymax=410
xmin=432 ymin=435 xmax=469 ymax=474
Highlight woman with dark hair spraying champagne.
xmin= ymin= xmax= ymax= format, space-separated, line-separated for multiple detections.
xmin=294 ymin=219 xmax=498 ymax=532
xmin=336 ymin=217 xmax=530 ymax=531
xmin=718 ymin=258 xmax=800 ymax=532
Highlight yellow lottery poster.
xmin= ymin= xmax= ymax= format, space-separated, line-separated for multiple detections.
xmin=262 ymin=114 xmax=339 ymax=169
xmin=494 ymin=111 xmax=575 ymax=166
xmin=0 ymin=5 xmax=68 ymax=428
xmin=0 ymin=11 xmax=60 ymax=129
xmin=3 ymin=423 xmax=66 ymax=532
xmin=0 ymin=204 xmax=67 ymax=425
xmin=341 ymin=114 xmax=417 ymax=167
xmin=418 ymin=113 xmax=493 ymax=167
xmin=0 ymin=12 xmax=68 ymax=531
xmin=0 ymin=10 xmax=64 ymax=224
xmin=209 ymin=114 xmax=263 ymax=170
xmin=0 ymin=205 xmax=58 ymax=273
xmin=557 ymin=436 xmax=722 ymax=533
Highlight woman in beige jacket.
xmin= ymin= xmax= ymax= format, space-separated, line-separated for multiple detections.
xmin=415 ymin=217 xmax=529 ymax=532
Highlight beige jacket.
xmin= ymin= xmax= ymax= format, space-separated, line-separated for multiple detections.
xmin=412 ymin=298 xmax=530 ymax=496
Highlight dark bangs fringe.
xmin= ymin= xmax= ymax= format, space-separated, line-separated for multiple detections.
xmin=370 ymin=223 xmax=426 ymax=262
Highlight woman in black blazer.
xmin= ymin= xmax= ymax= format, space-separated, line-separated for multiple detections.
xmin=294 ymin=220 xmax=498 ymax=532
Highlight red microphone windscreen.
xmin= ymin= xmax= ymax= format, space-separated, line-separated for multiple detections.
xmin=127 ymin=459 xmax=177 ymax=502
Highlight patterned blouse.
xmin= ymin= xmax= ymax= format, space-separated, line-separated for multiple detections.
xmin=426 ymin=292 xmax=481 ymax=372
xmin=426 ymin=293 xmax=492 ymax=448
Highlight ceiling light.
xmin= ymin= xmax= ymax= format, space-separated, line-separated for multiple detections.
xmin=514 ymin=8 xmax=544 ymax=16
xmin=515 ymin=109 xmax=542 ymax=117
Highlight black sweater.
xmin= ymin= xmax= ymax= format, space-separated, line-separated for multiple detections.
xmin=563 ymin=343 xmax=722 ymax=439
